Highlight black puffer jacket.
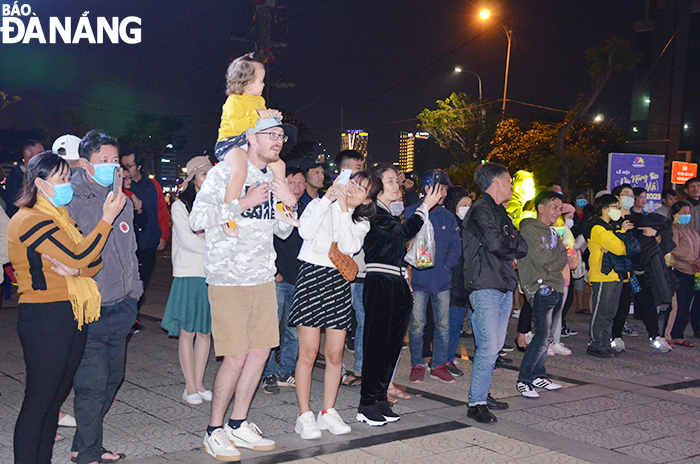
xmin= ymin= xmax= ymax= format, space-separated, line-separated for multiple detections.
xmin=363 ymin=202 xmax=425 ymax=267
xmin=462 ymin=193 xmax=528 ymax=293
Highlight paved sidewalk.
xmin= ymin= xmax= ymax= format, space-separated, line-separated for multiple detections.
xmin=2 ymin=251 xmax=700 ymax=463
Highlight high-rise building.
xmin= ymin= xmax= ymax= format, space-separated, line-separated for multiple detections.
xmin=398 ymin=131 xmax=430 ymax=172
xmin=340 ymin=130 xmax=368 ymax=159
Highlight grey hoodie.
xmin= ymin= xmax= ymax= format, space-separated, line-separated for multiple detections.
xmin=67 ymin=169 xmax=143 ymax=306
xmin=517 ymin=218 xmax=567 ymax=301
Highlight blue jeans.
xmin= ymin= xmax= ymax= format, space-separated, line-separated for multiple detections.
xmin=264 ymin=281 xmax=299 ymax=377
xmin=351 ymin=282 xmax=365 ymax=374
xmin=518 ymin=291 xmax=562 ymax=384
xmin=468 ymin=289 xmax=512 ymax=406
xmin=448 ymin=306 xmax=468 ymax=362
xmin=409 ymin=290 xmax=450 ymax=367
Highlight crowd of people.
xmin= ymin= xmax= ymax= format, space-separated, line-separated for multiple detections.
xmin=5 ymin=52 xmax=700 ymax=464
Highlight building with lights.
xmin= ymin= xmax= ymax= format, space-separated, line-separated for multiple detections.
xmin=628 ymin=0 xmax=699 ymax=164
xmin=340 ymin=130 xmax=368 ymax=159
xmin=398 ymin=131 xmax=431 ymax=173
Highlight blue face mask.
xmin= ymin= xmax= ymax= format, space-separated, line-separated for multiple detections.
xmin=45 ymin=182 xmax=74 ymax=207
xmin=89 ymin=163 xmax=118 ymax=187
xmin=576 ymin=198 xmax=587 ymax=209
xmin=679 ymin=214 xmax=692 ymax=225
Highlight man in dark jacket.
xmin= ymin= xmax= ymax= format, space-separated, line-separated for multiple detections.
xmin=462 ymin=163 xmax=527 ymax=424
xmin=67 ymin=130 xmax=143 ymax=464
xmin=404 ymin=170 xmax=461 ymax=384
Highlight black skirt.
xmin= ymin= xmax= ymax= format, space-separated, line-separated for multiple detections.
xmin=289 ymin=261 xmax=352 ymax=330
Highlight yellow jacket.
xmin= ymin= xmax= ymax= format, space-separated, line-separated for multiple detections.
xmin=587 ymin=222 xmax=627 ymax=282
xmin=217 ymin=93 xmax=266 ymax=140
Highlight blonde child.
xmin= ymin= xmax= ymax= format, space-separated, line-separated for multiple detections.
xmin=215 ymin=52 xmax=298 ymax=237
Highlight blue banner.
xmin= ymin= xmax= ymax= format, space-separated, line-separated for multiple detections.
xmin=607 ymin=153 xmax=665 ymax=213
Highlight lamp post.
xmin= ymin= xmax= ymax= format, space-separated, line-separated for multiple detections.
xmin=480 ymin=9 xmax=512 ymax=117
xmin=454 ymin=67 xmax=482 ymax=101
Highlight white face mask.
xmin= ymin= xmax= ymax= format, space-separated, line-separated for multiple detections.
xmin=389 ymin=201 xmax=405 ymax=217
xmin=619 ymin=196 xmax=635 ymax=211
xmin=457 ymin=206 xmax=470 ymax=220
xmin=608 ymin=208 xmax=622 ymax=222
xmin=564 ymin=218 xmax=574 ymax=229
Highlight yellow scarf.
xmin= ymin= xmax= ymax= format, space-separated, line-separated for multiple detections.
xmin=34 ymin=195 xmax=102 ymax=330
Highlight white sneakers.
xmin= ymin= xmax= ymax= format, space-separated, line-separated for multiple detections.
xmin=550 ymin=342 xmax=572 ymax=356
xmin=183 ymin=389 xmax=203 ymax=405
xmin=611 ymin=337 xmax=626 ymax=352
xmin=203 ymin=422 xmax=275 ymax=461
xmin=317 ymin=408 xmax=351 ymax=435
xmin=295 ymin=409 xmax=351 ymax=439
xmin=532 ymin=377 xmax=563 ymax=391
xmin=183 ymin=388 xmax=213 ymax=405
xmin=295 ymin=411 xmax=322 ymax=439
xmin=651 ymin=336 xmax=673 ymax=353
xmin=225 ymin=422 xmax=276 ymax=451
xmin=516 ymin=381 xmax=539 ymax=398
xmin=203 ymin=428 xmax=241 ymax=462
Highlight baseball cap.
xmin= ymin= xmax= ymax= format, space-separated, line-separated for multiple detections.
xmin=52 ymin=134 xmax=81 ymax=161
xmin=246 ymin=116 xmax=297 ymax=139
xmin=420 ymin=169 xmax=452 ymax=189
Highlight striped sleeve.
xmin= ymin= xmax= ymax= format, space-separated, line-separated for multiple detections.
xmin=18 ymin=218 xmax=112 ymax=270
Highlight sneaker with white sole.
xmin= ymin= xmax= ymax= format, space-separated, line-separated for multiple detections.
xmin=550 ymin=342 xmax=572 ymax=356
xmin=225 ymin=422 xmax=276 ymax=451
xmin=547 ymin=345 xmax=555 ymax=356
xmin=651 ymin=336 xmax=672 ymax=353
xmin=356 ymin=403 xmax=388 ymax=426
xmin=203 ymin=428 xmax=241 ymax=462
xmin=516 ymin=381 xmax=539 ymax=398
xmin=317 ymin=408 xmax=351 ymax=435
xmin=198 ymin=390 xmax=213 ymax=402
xmin=532 ymin=376 xmax=563 ymax=390
xmin=278 ymin=372 xmax=296 ymax=388
xmin=611 ymin=337 xmax=626 ymax=352
xmin=295 ymin=411 xmax=322 ymax=439
xmin=183 ymin=389 xmax=204 ymax=405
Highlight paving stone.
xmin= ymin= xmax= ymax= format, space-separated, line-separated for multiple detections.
xmin=616 ymin=442 xmax=691 ymax=463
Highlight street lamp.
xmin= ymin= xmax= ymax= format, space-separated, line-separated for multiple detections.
xmin=480 ymin=9 xmax=513 ymax=117
xmin=454 ymin=67 xmax=482 ymax=101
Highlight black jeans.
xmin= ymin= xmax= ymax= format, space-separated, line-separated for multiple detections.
xmin=71 ymin=298 xmax=138 ymax=464
xmin=635 ymin=276 xmax=659 ymax=339
xmin=136 ymin=247 xmax=157 ymax=293
xmin=14 ymin=301 xmax=87 ymax=464
xmin=518 ymin=291 xmax=562 ymax=383
xmin=611 ymin=281 xmax=631 ymax=338
xmin=517 ymin=299 xmax=533 ymax=334
xmin=666 ymin=270 xmax=700 ymax=338
xmin=360 ymin=273 xmax=412 ymax=407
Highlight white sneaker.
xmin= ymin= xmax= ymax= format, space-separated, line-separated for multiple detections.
xmin=550 ymin=342 xmax=572 ymax=356
xmin=651 ymin=336 xmax=672 ymax=353
xmin=547 ymin=345 xmax=555 ymax=356
xmin=317 ymin=408 xmax=351 ymax=435
xmin=58 ymin=413 xmax=76 ymax=427
xmin=516 ymin=381 xmax=539 ymax=398
xmin=611 ymin=337 xmax=626 ymax=352
xmin=532 ymin=376 xmax=563 ymax=391
xmin=225 ymin=422 xmax=276 ymax=451
xmin=203 ymin=428 xmax=241 ymax=462
xmin=198 ymin=390 xmax=213 ymax=402
xmin=183 ymin=389 xmax=203 ymax=405
xmin=294 ymin=411 xmax=322 ymax=439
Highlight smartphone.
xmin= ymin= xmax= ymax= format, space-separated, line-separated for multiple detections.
xmin=112 ymin=167 xmax=124 ymax=195
xmin=336 ymin=168 xmax=352 ymax=186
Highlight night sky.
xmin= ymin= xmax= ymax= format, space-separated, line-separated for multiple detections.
xmin=0 ymin=0 xmax=646 ymax=166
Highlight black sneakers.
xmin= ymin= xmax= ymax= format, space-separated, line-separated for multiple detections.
xmin=377 ymin=401 xmax=400 ymax=422
xmin=356 ymin=404 xmax=388 ymax=427
xmin=586 ymin=346 xmax=613 ymax=358
xmin=467 ymin=404 xmax=497 ymax=423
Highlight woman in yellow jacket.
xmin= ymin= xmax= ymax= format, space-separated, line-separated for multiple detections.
xmin=585 ymin=194 xmax=631 ymax=358
xmin=9 ymin=152 xmax=126 ymax=464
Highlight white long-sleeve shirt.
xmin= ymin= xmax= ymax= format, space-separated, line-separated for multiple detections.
xmin=171 ymin=199 xmax=205 ymax=278
xmin=297 ymin=197 xmax=370 ymax=268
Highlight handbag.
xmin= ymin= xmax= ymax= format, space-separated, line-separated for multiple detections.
xmin=327 ymin=205 xmax=358 ymax=281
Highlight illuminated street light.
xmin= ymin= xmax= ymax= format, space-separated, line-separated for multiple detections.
xmin=594 ymin=114 xmax=604 ymax=123
xmin=454 ymin=66 xmax=482 ymax=100
xmin=480 ymin=10 xmax=512 ymax=117
xmin=166 ymin=143 xmax=173 ymax=149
